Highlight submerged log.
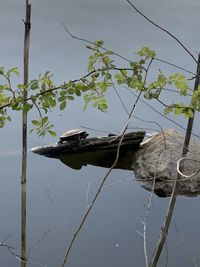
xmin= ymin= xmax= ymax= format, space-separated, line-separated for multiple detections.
xmin=32 ymin=131 xmax=145 ymax=170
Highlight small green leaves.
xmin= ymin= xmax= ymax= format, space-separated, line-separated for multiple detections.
xmin=30 ymin=79 xmax=39 ymax=90
xmin=191 ymin=87 xmax=200 ymax=111
xmin=95 ymin=40 xmax=104 ymax=47
xmin=60 ymin=101 xmax=66 ymax=110
xmin=168 ymin=73 xmax=189 ymax=96
xmin=31 ymin=116 xmax=55 ymax=137
xmin=0 ymin=43 xmax=198 ymax=139
xmin=6 ymin=67 xmax=20 ymax=77
xmin=137 ymin=47 xmax=156 ymax=59
xmin=47 ymin=130 xmax=57 ymax=137
xmin=32 ymin=120 xmax=40 ymax=126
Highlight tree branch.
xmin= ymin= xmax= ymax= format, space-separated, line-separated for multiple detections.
xmin=149 ymin=52 xmax=200 ymax=267
xmin=125 ymin=0 xmax=197 ymax=63
xmin=60 ymin=84 xmax=144 ymax=267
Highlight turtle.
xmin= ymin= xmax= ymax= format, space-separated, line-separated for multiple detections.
xmin=58 ymin=129 xmax=89 ymax=144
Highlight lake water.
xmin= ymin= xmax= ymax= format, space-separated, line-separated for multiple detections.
xmin=1 ymin=0 xmax=200 ymax=266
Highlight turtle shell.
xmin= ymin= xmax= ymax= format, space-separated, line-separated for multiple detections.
xmin=59 ymin=129 xmax=89 ymax=143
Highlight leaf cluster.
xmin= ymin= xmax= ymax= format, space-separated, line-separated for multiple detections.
xmin=0 ymin=43 xmax=198 ymax=136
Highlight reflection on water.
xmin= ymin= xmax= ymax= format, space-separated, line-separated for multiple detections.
xmin=59 ymin=149 xmax=136 ymax=170
xmin=32 ymin=129 xmax=200 ymax=198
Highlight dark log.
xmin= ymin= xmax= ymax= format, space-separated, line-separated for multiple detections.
xmin=32 ymin=131 xmax=145 ymax=169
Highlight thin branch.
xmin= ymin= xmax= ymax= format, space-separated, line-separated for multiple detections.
xmin=164 ymin=241 xmax=169 ymax=267
xmin=125 ymin=0 xmax=197 ymax=63
xmin=0 ymin=234 xmax=15 ymax=250
xmin=0 ymin=67 xmax=137 ymax=111
xmin=103 ymin=178 xmax=133 ymax=190
xmin=176 ymin=157 xmax=200 ymax=180
xmin=79 ymin=125 xmax=118 ymax=135
xmin=154 ymin=58 xmax=195 ymax=75
xmin=27 ymin=229 xmax=52 ymax=259
xmin=46 ymin=185 xmax=74 ymax=234
xmin=173 ymin=220 xmax=198 ymax=267
xmin=62 ymin=23 xmax=130 ymax=62
xmin=60 ymin=82 xmax=144 ymax=267
xmin=124 ymin=87 xmax=200 ymax=140
xmin=112 ymin=83 xmax=129 ymax=115
xmin=85 ymin=181 xmax=91 ymax=210
xmin=149 ymin=53 xmax=200 ymax=267
xmin=62 ymin=23 xmax=195 ymax=75
xmin=162 ymin=87 xmax=192 ymax=97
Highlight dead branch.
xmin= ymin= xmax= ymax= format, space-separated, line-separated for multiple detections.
xmin=60 ymin=81 xmax=144 ymax=267
xmin=125 ymin=0 xmax=197 ymax=63
xmin=125 ymin=87 xmax=200 ymax=140
xmin=46 ymin=185 xmax=74 ymax=233
xmin=27 ymin=229 xmax=52 ymax=259
xmin=62 ymin=23 xmax=195 ymax=75
xmin=173 ymin=220 xmax=198 ymax=267
xmin=149 ymin=53 xmax=200 ymax=267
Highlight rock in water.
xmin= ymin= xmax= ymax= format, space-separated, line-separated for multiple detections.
xmin=132 ymin=129 xmax=200 ymax=197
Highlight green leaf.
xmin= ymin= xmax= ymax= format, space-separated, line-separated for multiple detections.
xmin=60 ymin=101 xmax=66 ymax=110
xmin=42 ymin=116 xmax=48 ymax=124
xmin=47 ymin=130 xmax=57 ymax=137
xmin=95 ymin=40 xmax=104 ymax=46
xmin=75 ymin=89 xmax=81 ymax=96
xmin=67 ymin=95 xmax=74 ymax=100
xmin=7 ymin=116 xmax=11 ymax=122
xmin=7 ymin=67 xmax=20 ymax=77
xmin=50 ymin=98 xmax=56 ymax=107
xmin=17 ymin=84 xmax=25 ymax=89
xmin=32 ymin=120 xmax=40 ymax=126
xmin=30 ymin=80 xmax=39 ymax=90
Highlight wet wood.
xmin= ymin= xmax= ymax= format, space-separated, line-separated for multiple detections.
xmin=32 ymin=131 xmax=145 ymax=158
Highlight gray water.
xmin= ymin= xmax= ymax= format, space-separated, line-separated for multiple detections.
xmin=1 ymin=0 xmax=200 ymax=266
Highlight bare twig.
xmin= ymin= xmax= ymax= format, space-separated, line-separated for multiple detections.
xmin=154 ymin=58 xmax=195 ymax=75
xmin=103 ymin=178 xmax=133 ymax=190
xmin=125 ymin=0 xmax=197 ymax=63
xmin=0 ymin=234 xmax=15 ymax=250
xmin=125 ymin=87 xmax=200 ymax=140
xmin=85 ymin=181 xmax=91 ymax=210
xmin=149 ymin=53 xmax=200 ymax=267
xmin=112 ymin=83 xmax=129 ymax=115
xmin=60 ymin=82 xmax=144 ymax=267
xmin=46 ymin=185 xmax=74 ymax=234
xmin=27 ymin=229 xmax=52 ymax=259
xmin=142 ymin=137 xmax=167 ymax=267
xmin=164 ymin=241 xmax=169 ymax=267
xmin=62 ymin=23 xmax=195 ymax=75
xmin=173 ymin=220 xmax=198 ymax=267
xmin=62 ymin=23 xmax=130 ymax=62
xmin=176 ymin=157 xmax=200 ymax=180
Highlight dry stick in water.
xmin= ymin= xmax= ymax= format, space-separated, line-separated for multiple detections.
xmin=149 ymin=53 xmax=200 ymax=267
xmin=60 ymin=89 xmax=144 ymax=267
xmin=60 ymin=53 xmax=153 ymax=267
xmin=21 ymin=1 xmax=31 ymax=266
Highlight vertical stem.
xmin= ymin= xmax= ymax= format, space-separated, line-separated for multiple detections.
xmin=21 ymin=1 xmax=31 ymax=267
xmin=149 ymin=53 xmax=200 ymax=267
